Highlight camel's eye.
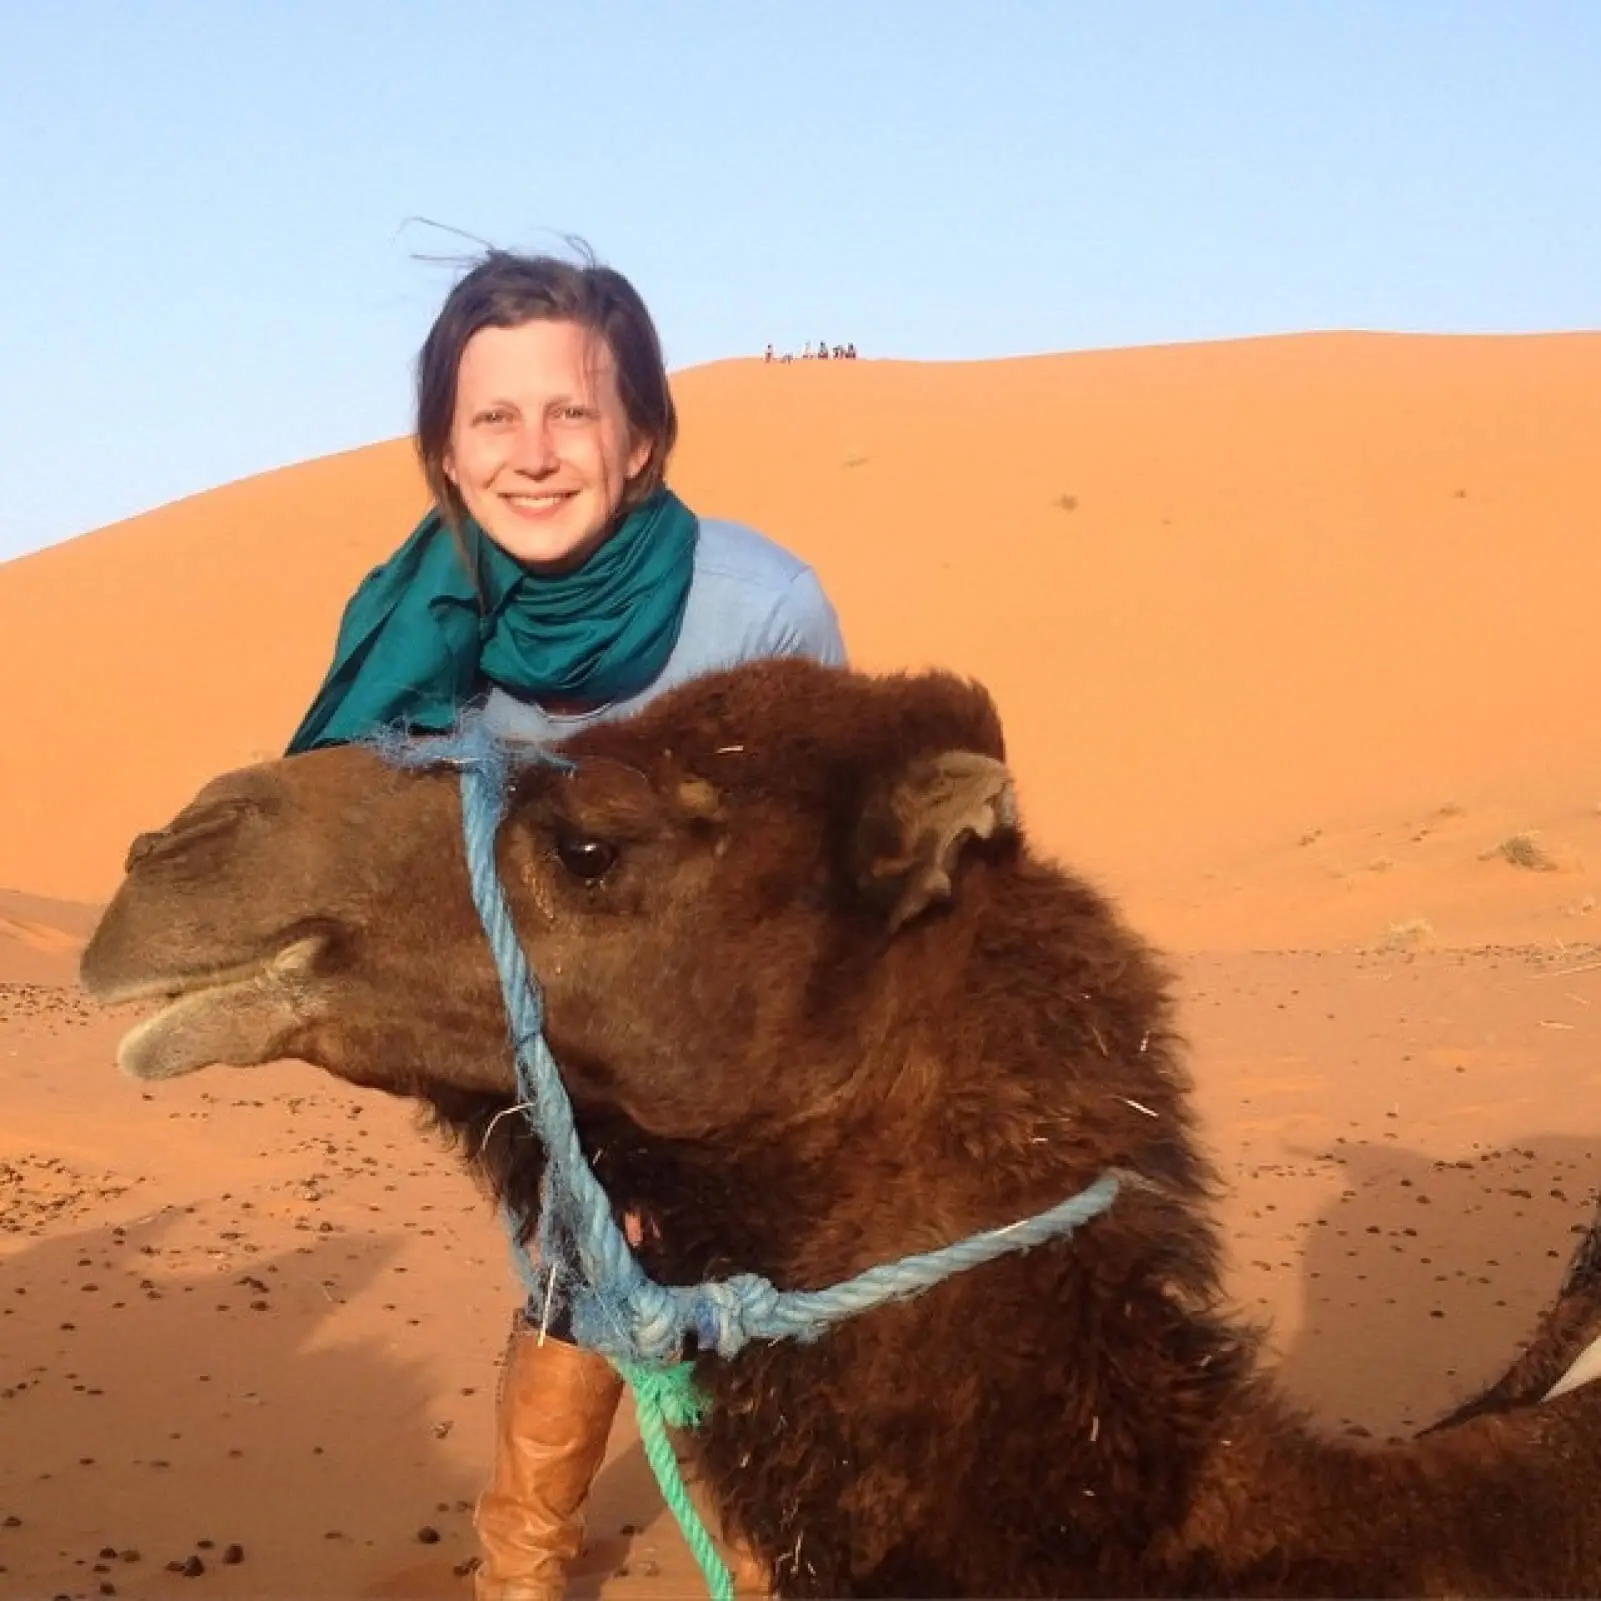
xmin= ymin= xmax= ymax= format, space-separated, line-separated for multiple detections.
xmin=554 ymin=834 xmax=618 ymax=883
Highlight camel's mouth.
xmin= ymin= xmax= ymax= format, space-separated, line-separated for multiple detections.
xmin=93 ymin=936 xmax=328 ymax=1082
xmin=88 ymin=947 xmax=301 ymax=1011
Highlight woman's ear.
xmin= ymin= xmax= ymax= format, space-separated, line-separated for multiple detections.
xmin=626 ymin=431 xmax=653 ymax=484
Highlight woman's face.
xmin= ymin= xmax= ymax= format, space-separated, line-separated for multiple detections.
xmin=444 ymin=318 xmax=652 ymax=570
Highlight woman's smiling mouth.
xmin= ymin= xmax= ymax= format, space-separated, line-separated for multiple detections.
xmin=504 ymin=490 xmax=579 ymax=518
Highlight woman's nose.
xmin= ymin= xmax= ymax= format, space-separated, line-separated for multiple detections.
xmin=508 ymin=420 xmax=559 ymax=474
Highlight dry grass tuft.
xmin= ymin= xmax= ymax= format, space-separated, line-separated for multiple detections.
xmin=1484 ymin=833 xmax=1559 ymax=872
xmin=1378 ymin=918 xmax=1435 ymax=952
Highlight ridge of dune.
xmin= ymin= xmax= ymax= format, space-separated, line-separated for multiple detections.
xmin=0 ymin=915 xmax=80 ymax=955
xmin=3 ymin=330 xmax=1598 ymax=951
xmin=0 ymin=890 xmax=100 ymax=984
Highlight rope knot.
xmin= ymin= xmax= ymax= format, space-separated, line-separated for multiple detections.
xmin=573 ymin=1275 xmax=685 ymax=1367
xmin=688 ymin=1273 xmax=783 ymax=1360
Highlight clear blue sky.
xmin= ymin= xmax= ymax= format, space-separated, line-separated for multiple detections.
xmin=4 ymin=1 xmax=1597 ymax=560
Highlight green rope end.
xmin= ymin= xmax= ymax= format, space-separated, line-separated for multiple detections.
xmin=612 ymin=1359 xmax=733 ymax=1601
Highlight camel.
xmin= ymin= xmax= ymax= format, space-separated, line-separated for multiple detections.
xmin=80 ymin=658 xmax=1601 ymax=1597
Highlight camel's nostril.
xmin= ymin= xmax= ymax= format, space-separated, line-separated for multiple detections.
xmin=123 ymin=798 xmax=255 ymax=874
xmin=125 ymin=830 xmax=166 ymax=870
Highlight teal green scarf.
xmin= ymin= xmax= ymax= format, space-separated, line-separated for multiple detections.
xmin=286 ymin=488 xmax=699 ymax=754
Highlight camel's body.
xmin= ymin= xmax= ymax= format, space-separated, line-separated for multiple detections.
xmin=82 ymin=660 xmax=1601 ymax=1596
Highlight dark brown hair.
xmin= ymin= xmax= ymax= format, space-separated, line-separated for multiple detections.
xmin=414 ymin=246 xmax=678 ymax=537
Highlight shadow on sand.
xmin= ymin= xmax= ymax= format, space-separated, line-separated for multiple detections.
xmin=0 ymin=1212 xmax=486 ymax=1599
xmin=1268 ymin=1133 xmax=1601 ymax=1437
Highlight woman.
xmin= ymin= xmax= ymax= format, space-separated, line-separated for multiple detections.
xmin=289 ymin=248 xmax=845 ymax=1599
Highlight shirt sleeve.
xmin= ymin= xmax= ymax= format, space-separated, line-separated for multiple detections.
xmin=758 ymin=567 xmax=849 ymax=667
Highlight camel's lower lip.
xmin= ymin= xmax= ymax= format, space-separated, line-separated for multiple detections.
xmin=97 ymin=935 xmax=329 ymax=1081
xmin=115 ymin=979 xmax=267 ymax=1080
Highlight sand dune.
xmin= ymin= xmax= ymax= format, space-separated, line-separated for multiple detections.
xmin=4 ymin=331 xmax=1598 ymax=950
xmin=4 ymin=332 xmax=1601 ymax=1597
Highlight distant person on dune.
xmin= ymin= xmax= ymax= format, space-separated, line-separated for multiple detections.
xmin=286 ymin=246 xmax=845 ymax=1599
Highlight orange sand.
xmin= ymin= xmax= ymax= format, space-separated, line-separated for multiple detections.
xmin=2 ymin=332 xmax=1599 ymax=1597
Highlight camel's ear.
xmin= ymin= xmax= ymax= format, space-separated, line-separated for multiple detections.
xmin=856 ymin=751 xmax=1018 ymax=933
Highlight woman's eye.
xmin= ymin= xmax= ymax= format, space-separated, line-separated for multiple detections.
xmin=555 ymin=836 xmax=618 ymax=882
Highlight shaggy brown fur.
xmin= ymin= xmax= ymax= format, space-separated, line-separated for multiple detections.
xmin=81 ymin=659 xmax=1601 ymax=1597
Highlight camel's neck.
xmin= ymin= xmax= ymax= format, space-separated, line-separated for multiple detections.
xmin=586 ymin=876 xmax=1211 ymax=1295
xmin=500 ymin=859 xmax=1205 ymax=1309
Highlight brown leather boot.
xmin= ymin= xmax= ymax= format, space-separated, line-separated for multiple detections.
xmin=473 ymin=1314 xmax=625 ymax=1601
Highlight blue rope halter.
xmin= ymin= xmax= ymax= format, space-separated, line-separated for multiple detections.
xmin=382 ymin=716 xmax=1121 ymax=1367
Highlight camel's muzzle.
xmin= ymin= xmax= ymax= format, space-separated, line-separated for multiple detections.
xmin=82 ymin=932 xmax=331 ymax=1081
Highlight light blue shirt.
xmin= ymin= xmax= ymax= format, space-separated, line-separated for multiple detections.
xmin=481 ymin=517 xmax=846 ymax=744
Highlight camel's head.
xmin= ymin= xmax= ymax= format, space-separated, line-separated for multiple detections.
xmin=81 ymin=660 xmax=1017 ymax=1137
